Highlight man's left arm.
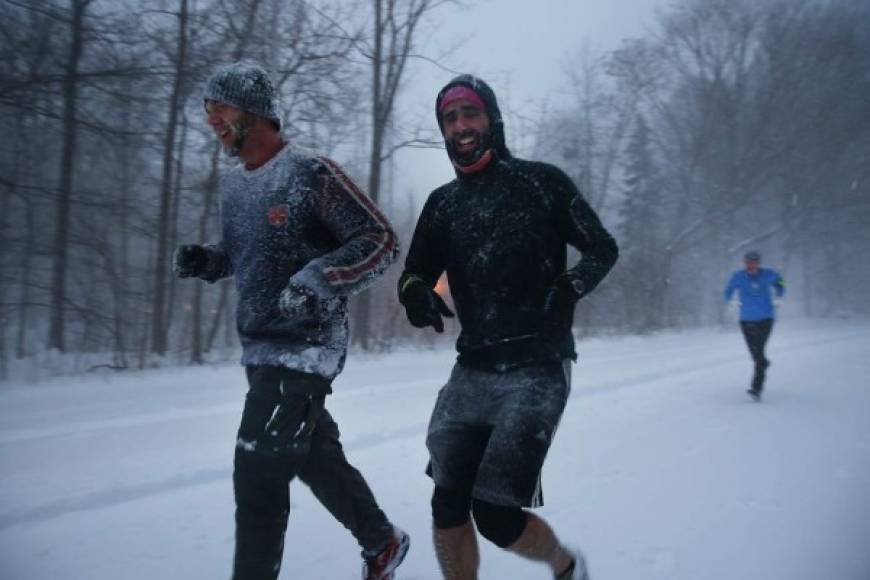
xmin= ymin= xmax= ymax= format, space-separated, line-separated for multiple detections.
xmin=290 ymin=157 xmax=399 ymax=298
xmin=772 ymin=271 xmax=786 ymax=298
xmin=553 ymin=169 xmax=619 ymax=297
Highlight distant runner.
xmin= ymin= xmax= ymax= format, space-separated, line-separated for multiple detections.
xmin=724 ymin=251 xmax=785 ymax=400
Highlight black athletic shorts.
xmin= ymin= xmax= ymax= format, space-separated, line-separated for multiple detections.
xmin=425 ymin=361 xmax=570 ymax=507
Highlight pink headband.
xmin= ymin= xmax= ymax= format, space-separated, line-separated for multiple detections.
xmin=439 ymin=85 xmax=486 ymax=113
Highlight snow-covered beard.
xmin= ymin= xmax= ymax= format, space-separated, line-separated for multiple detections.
xmin=445 ymin=127 xmax=493 ymax=169
xmin=223 ymin=117 xmax=253 ymax=158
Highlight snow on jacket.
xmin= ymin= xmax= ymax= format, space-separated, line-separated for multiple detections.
xmin=724 ymin=268 xmax=785 ymax=321
xmin=401 ymin=155 xmax=618 ymax=370
xmin=399 ymin=75 xmax=617 ymax=371
xmin=197 ymin=143 xmax=398 ymax=379
xmin=400 ymin=76 xmax=617 ymax=371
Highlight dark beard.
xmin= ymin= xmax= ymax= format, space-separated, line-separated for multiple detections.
xmin=223 ymin=117 xmax=253 ymax=157
xmin=446 ymin=128 xmax=493 ymax=167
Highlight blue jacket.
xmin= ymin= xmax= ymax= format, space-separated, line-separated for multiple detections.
xmin=724 ymin=268 xmax=785 ymax=321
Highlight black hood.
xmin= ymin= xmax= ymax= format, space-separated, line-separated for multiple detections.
xmin=435 ymin=74 xmax=511 ymax=159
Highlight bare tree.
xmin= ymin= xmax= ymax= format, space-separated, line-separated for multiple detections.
xmin=539 ymin=0 xmax=870 ymax=331
xmin=352 ymin=0 xmax=451 ymax=348
xmin=48 ymin=0 xmax=92 ymax=351
xmin=150 ymin=0 xmax=190 ymax=356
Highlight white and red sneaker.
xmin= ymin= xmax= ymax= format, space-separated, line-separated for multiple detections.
xmin=362 ymin=526 xmax=410 ymax=580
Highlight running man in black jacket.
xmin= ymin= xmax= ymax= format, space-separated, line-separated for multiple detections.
xmin=398 ymin=75 xmax=618 ymax=580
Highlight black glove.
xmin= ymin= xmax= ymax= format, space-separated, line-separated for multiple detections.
xmin=173 ymin=244 xmax=208 ymax=278
xmin=278 ymin=281 xmax=319 ymax=319
xmin=400 ymin=277 xmax=454 ymax=333
xmin=540 ymin=275 xmax=584 ymax=338
xmin=259 ymin=393 xmax=326 ymax=456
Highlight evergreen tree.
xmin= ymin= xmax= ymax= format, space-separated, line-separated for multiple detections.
xmin=617 ymin=115 xmax=666 ymax=331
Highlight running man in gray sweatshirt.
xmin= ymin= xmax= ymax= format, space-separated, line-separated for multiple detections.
xmin=174 ymin=62 xmax=408 ymax=580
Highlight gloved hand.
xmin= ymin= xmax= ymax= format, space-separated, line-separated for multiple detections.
xmin=773 ymin=298 xmax=783 ymax=309
xmin=173 ymin=244 xmax=208 ymax=278
xmin=279 ymin=282 xmax=319 ymax=319
xmin=729 ymin=299 xmax=742 ymax=311
xmin=400 ymin=278 xmax=454 ymax=333
xmin=541 ymin=275 xmax=583 ymax=338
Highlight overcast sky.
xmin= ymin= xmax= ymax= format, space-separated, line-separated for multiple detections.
xmin=390 ymin=0 xmax=665 ymax=209
xmin=427 ymin=0 xmax=663 ymax=102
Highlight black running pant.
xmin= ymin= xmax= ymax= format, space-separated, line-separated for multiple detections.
xmin=232 ymin=366 xmax=392 ymax=580
xmin=740 ymin=319 xmax=773 ymax=390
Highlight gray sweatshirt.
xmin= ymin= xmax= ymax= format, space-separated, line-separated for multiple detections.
xmin=198 ymin=144 xmax=399 ymax=379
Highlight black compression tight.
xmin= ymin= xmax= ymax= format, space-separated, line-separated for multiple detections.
xmin=431 ymin=486 xmax=528 ymax=548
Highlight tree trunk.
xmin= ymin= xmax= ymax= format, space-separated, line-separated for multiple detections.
xmin=48 ymin=0 xmax=88 ymax=351
xmin=368 ymin=0 xmax=384 ymax=205
xmin=0 ymin=123 xmax=16 ymax=374
xmin=205 ymin=283 xmax=230 ymax=353
xmin=151 ymin=0 xmax=189 ymax=356
xmin=191 ymin=145 xmax=221 ymax=363
xmin=138 ymin=247 xmax=155 ymax=370
xmin=111 ymin=83 xmax=135 ymax=369
xmin=166 ymin=108 xmax=189 ymax=343
xmin=16 ymin=202 xmax=35 ymax=359
xmin=355 ymin=0 xmax=386 ymax=350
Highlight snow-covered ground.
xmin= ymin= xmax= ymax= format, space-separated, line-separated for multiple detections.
xmin=2 ymin=317 xmax=869 ymax=580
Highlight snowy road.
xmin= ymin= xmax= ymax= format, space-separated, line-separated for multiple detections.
xmin=1 ymin=318 xmax=869 ymax=579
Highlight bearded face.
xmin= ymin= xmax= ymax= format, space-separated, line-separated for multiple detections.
xmin=446 ymin=126 xmax=493 ymax=167
xmin=205 ymin=100 xmax=255 ymax=158
xmin=440 ymin=99 xmax=492 ymax=168
xmin=222 ymin=116 xmax=254 ymax=157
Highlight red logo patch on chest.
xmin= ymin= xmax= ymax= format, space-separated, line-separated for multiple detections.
xmin=268 ymin=204 xmax=290 ymax=227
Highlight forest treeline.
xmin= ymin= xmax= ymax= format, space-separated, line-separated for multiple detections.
xmin=1 ymin=0 xmax=868 ymax=377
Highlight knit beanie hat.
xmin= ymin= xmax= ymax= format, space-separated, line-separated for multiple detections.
xmin=203 ymin=62 xmax=281 ymax=128
xmin=744 ymin=250 xmax=761 ymax=262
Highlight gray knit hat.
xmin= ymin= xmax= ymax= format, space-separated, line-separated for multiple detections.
xmin=203 ymin=62 xmax=281 ymax=128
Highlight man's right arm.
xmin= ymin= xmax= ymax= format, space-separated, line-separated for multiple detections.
xmin=399 ymin=191 xmax=447 ymax=295
xmin=398 ymin=191 xmax=453 ymax=332
xmin=724 ymin=272 xmax=738 ymax=302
